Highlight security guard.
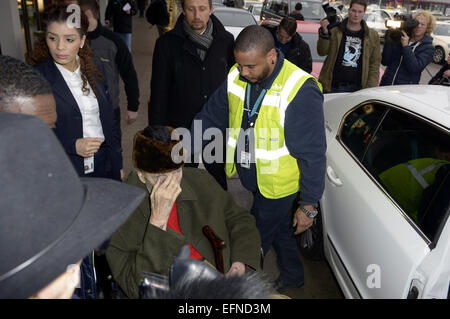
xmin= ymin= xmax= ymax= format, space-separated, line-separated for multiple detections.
xmin=189 ymin=25 xmax=326 ymax=292
xmin=379 ymin=158 xmax=449 ymax=222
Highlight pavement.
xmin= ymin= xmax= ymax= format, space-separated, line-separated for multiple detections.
xmin=115 ymin=15 xmax=344 ymax=299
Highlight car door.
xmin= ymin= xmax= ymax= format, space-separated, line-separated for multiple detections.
xmin=322 ymin=102 xmax=450 ymax=298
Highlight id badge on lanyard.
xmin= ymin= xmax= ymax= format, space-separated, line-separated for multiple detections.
xmin=240 ymin=84 xmax=266 ymax=169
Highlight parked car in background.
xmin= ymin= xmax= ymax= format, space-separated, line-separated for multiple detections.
xmin=247 ymin=3 xmax=263 ymax=22
xmin=363 ymin=9 xmax=393 ymax=41
xmin=432 ymin=21 xmax=450 ymax=64
xmin=299 ymin=85 xmax=450 ymax=299
xmin=212 ymin=0 xmax=225 ymax=7
xmin=213 ymin=7 xmax=258 ymax=39
xmin=261 ymin=0 xmax=325 ymax=22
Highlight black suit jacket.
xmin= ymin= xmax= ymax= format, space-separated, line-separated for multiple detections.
xmin=148 ymin=14 xmax=235 ymax=128
xmin=35 ymin=57 xmax=122 ymax=179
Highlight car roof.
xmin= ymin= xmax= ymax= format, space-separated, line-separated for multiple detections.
xmin=335 ymin=86 xmax=450 ymax=129
xmin=214 ymin=7 xmax=252 ymax=13
xmin=296 ymin=21 xmax=321 ymax=33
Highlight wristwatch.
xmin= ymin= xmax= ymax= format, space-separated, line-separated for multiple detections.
xmin=301 ymin=206 xmax=318 ymax=219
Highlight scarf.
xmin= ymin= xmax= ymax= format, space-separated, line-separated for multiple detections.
xmin=183 ymin=17 xmax=214 ymax=62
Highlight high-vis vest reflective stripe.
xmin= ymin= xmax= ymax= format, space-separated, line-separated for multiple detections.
xmin=226 ymin=59 xmax=321 ymax=199
xmin=379 ymin=158 xmax=448 ymax=221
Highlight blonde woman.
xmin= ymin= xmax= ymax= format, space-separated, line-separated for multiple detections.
xmin=380 ymin=10 xmax=436 ymax=85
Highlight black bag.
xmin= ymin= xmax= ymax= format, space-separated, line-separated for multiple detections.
xmin=428 ymin=65 xmax=450 ymax=86
xmin=146 ymin=0 xmax=169 ymax=26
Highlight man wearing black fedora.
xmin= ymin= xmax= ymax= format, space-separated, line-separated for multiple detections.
xmin=106 ymin=125 xmax=262 ymax=299
xmin=0 ymin=113 xmax=146 ymax=299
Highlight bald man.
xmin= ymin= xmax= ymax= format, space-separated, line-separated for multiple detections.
xmin=190 ymin=25 xmax=326 ymax=293
xmin=0 ymin=55 xmax=57 ymax=127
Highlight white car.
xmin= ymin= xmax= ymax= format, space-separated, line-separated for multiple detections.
xmin=432 ymin=21 xmax=450 ymax=64
xmin=213 ymin=7 xmax=258 ymax=39
xmin=299 ymin=85 xmax=450 ymax=299
xmin=247 ymin=3 xmax=263 ymax=22
xmin=363 ymin=9 xmax=393 ymax=40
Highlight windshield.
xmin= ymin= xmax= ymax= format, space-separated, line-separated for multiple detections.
xmin=254 ymin=6 xmax=262 ymax=15
xmin=290 ymin=1 xmax=325 ymax=20
xmin=300 ymin=32 xmax=324 ymax=62
xmin=434 ymin=24 xmax=450 ymax=36
xmin=214 ymin=11 xmax=257 ymax=27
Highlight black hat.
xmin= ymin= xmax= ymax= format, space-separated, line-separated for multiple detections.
xmin=0 ymin=113 xmax=146 ymax=298
xmin=295 ymin=3 xmax=302 ymax=10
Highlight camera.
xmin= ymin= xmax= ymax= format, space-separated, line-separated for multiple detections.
xmin=385 ymin=13 xmax=419 ymax=43
xmin=322 ymin=1 xmax=344 ymax=30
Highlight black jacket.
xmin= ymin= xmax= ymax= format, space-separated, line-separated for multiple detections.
xmin=265 ymin=25 xmax=312 ymax=74
xmin=87 ymin=21 xmax=140 ymax=111
xmin=35 ymin=58 xmax=122 ymax=180
xmin=105 ymin=0 xmax=137 ymax=34
xmin=148 ymin=14 xmax=235 ymax=128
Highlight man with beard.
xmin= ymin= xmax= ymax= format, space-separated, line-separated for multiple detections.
xmin=148 ymin=0 xmax=234 ymax=190
xmin=188 ymin=25 xmax=326 ymax=294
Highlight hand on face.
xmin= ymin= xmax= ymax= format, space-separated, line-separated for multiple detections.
xmin=149 ymin=171 xmax=182 ymax=230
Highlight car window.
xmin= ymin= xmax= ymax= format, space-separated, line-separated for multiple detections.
xmin=264 ymin=0 xmax=288 ymax=17
xmin=380 ymin=11 xmax=390 ymax=20
xmin=434 ymin=24 xmax=450 ymax=36
xmin=363 ymin=108 xmax=450 ymax=242
xmin=214 ymin=11 xmax=257 ymax=27
xmin=254 ymin=6 xmax=262 ymax=15
xmin=289 ymin=0 xmax=324 ymax=20
xmin=340 ymin=104 xmax=450 ymax=243
xmin=340 ymin=103 xmax=387 ymax=160
xmin=363 ymin=13 xmax=375 ymax=23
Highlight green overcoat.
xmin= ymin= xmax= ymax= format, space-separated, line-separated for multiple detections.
xmin=106 ymin=167 xmax=262 ymax=298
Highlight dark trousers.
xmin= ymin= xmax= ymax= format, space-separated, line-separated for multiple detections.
xmin=250 ymin=191 xmax=304 ymax=287
xmin=328 ymin=82 xmax=359 ymax=93
xmin=77 ymin=146 xmax=119 ymax=298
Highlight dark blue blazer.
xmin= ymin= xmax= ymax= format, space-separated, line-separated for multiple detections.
xmin=35 ymin=57 xmax=122 ymax=180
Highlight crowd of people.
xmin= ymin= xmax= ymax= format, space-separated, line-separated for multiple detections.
xmin=0 ymin=0 xmax=447 ymax=299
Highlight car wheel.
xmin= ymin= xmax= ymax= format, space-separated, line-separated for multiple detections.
xmin=433 ymin=46 xmax=445 ymax=64
xmin=297 ymin=206 xmax=324 ymax=261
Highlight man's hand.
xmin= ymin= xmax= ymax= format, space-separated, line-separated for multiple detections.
xmin=75 ymin=137 xmax=103 ymax=158
xmin=293 ymin=205 xmax=315 ymax=235
xmin=320 ymin=18 xmax=330 ymax=34
xmin=225 ymin=261 xmax=246 ymax=277
xmin=126 ymin=110 xmax=138 ymax=125
xmin=149 ymin=174 xmax=182 ymax=230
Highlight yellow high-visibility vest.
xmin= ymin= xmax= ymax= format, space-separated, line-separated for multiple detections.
xmin=379 ymin=158 xmax=449 ymax=221
xmin=225 ymin=59 xmax=321 ymax=199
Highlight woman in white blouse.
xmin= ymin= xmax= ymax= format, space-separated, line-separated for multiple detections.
xmin=30 ymin=5 xmax=123 ymax=299
xmin=31 ymin=5 xmax=122 ymax=182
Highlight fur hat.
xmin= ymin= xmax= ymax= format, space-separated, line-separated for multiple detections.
xmin=132 ymin=125 xmax=184 ymax=174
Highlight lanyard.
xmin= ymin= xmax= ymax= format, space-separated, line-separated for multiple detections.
xmin=246 ymin=83 xmax=267 ymax=127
